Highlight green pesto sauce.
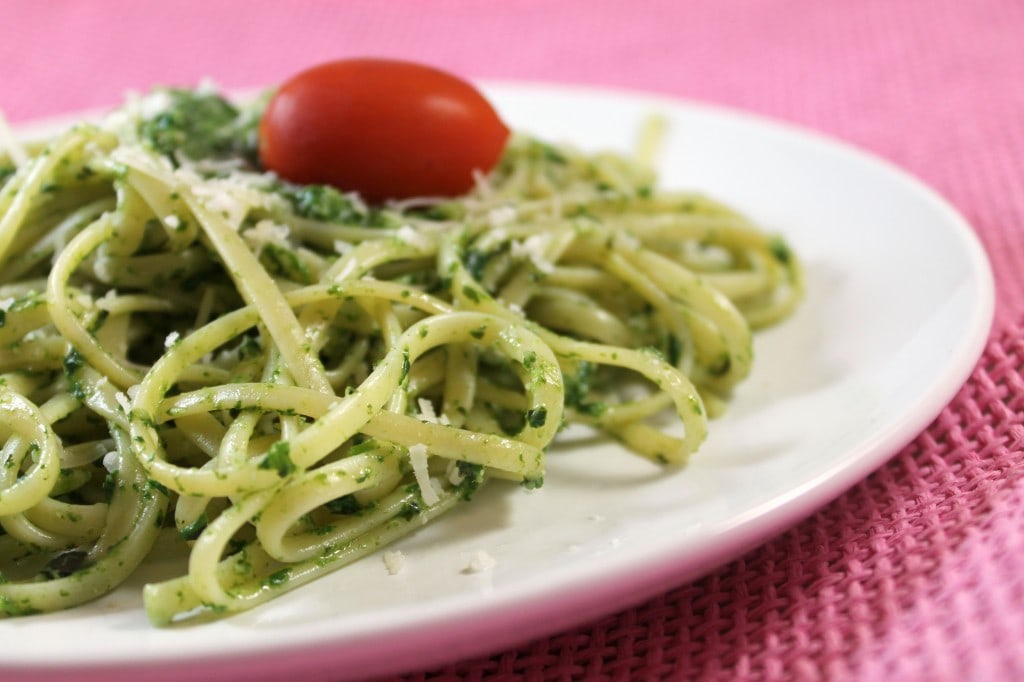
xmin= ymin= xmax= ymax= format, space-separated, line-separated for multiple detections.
xmin=259 ymin=442 xmax=297 ymax=477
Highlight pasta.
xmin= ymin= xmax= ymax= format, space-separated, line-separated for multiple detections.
xmin=0 ymin=86 xmax=801 ymax=624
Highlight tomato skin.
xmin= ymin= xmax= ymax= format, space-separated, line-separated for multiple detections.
xmin=259 ymin=59 xmax=509 ymax=203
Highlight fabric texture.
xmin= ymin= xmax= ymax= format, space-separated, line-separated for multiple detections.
xmin=3 ymin=0 xmax=1024 ymax=679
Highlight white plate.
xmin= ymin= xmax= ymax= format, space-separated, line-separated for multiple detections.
xmin=1 ymin=83 xmax=993 ymax=681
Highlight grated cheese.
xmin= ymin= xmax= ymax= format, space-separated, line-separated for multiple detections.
xmin=137 ymin=90 xmax=172 ymax=119
xmin=92 ymin=253 xmax=116 ymax=283
xmin=465 ymin=550 xmax=496 ymax=573
xmin=407 ymin=443 xmax=440 ymax=506
xmin=511 ymin=234 xmax=555 ymax=274
xmin=196 ymin=77 xmax=220 ymax=95
xmin=417 ymin=398 xmax=439 ymax=424
xmin=446 ymin=460 xmax=465 ymax=486
xmin=111 ymin=144 xmax=174 ymax=174
xmin=471 ymin=169 xmax=493 ymax=198
xmin=396 ymin=224 xmax=432 ymax=251
xmin=487 ymin=206 xmax=517 ymax=228
xmin=113 ymin=391 xmax=131 ymax=415
xmin=101 ymin=451 xmax=119 ymax=473
xmin=242 ymin=219 xmax=291 ymax=249
xmin=382 ymin=550 xmax=405 ymax=575
xmin=192 ymin=182 xmax=245 ymax=226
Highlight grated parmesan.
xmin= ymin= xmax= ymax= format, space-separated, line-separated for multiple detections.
xmin=101 ymin=451 xmax=119 ymax=473
xmin=396 ymin=224 xmax=432 ymax=251
xmin=471 ymin=169 xmax=493 ymax=198
xmin=113 ymin=391 xmax=131 ymax=415
xmin=91 ymin=254 xmax=116 ymax=283
xmin=382 ymin=550 xmax=405 ymax=575
xmin=111 ymin=144 xmax=174 ymax=174
xmin=446 ymin=459 xmax=465 ymax=486
xmin=192 ymin=183 xmax=245 ymax=225
xmin=137 ymin=90 xmax=172 ymax=119
xmin=407 ymin=443 xmax=440 ymax=506
xmin=417 ymin=398 xmax=439 ymax=424
xmin=511 ymin=234 xmax=555 ymax=274
xmin=242 ymin=219 xmax=291 ymax=248
xmin=195 ymin=77 xmax=220 ymax=95
xmin=487 ymin=206 xmax=517 ymax=228
xmin=465 ymin=550 xmax=497 ymax=573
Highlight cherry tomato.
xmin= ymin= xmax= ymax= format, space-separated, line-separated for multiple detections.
xmin=259 ymin=58 xmax=509 ymax=203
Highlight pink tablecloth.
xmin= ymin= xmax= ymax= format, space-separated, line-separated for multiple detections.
xmin=4 ymin=1 xmax=1024 ymax=679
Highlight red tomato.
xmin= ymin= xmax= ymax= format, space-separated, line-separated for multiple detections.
xmin=259 ymin=58 xmax=509 ymax=203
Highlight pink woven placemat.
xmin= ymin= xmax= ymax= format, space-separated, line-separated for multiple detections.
xmin=4 ymin=1 xmax=1024 ymax=679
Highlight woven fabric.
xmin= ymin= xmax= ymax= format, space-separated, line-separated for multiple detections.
xmin=4 ymin=0 xmax=1024 ymax=679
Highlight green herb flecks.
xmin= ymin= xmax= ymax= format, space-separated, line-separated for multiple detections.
xmin=325 ymin=494 xmax=362 ymax=515
xmin=453 ymin=461 xmax=484 ymax=501
xmin=139 ymin=88 xmax=256 ymax=163
xmin=526 ymin=406 xmax=548 ymax=428
xmin=179 ymin=514 xmax=208 ymax=541
xmin=259 ymin=442 xmax=297 ymax=477
xmin=768 ymin=236 xmax=793 ymax=265
xmin=280 ymin=184 xmax=365 ymax=223
xmin=259 ymin=243 xmax=314 ymax=284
